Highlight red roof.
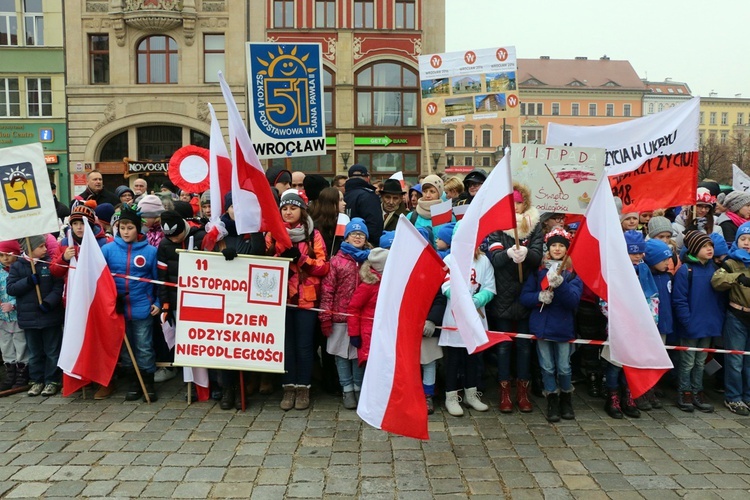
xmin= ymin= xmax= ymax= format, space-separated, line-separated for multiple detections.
xmin=518 ymin=58 xmax=646 ymax=90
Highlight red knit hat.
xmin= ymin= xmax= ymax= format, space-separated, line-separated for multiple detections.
xmin=0 ymin=240 xmax=23 ymax=256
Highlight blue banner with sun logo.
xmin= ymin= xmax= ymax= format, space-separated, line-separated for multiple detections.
xmin=246 ymin=43 xmax=327 ymax=160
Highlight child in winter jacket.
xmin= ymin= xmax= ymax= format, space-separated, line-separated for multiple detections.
xmin=319 ymin=218 xmax=371 ymax=409
xmin=435 ymin=223 xmax=454 ymax=259
xmin=520 ymin=228 xmax=582 ymax=422
xmin=347 ymin=248 xmax=388 ymax=372
xmin=673 ymin=230 xmax=725 ymax=413
xmin=6 ymin=235 xmax=64 ymax=397
xmin=101 ymin=206 xmax=161 ymax=402
xmin=407 ymin=175 xmax=454 ymax=248
xmin=0 ymin=240 xmax=28 ymax=391
xmin=711 ymin=221 xmax=750 ymax=415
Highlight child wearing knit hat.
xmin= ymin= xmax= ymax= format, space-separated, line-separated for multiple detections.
xmin=717 ymin=190 xmax=750 ymax=244
xmin=673 ymin=230 xmax=724 ymax=413
xmin=435 ymin=222 xmax=455 ymax=259
xmin=0 ymin=240 xmax=28 ymax=391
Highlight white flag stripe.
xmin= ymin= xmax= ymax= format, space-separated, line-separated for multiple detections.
xmin=181 ymin=292 xmax=223 ymax=309
xmin=208 ymin=103 xmax=229 ymax=223
xmin=733 ymin=164 xmax=750 ymax=193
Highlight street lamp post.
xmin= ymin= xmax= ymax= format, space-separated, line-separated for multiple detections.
xmin=340 ymin=152 xmax=350 ymax=170
xmin=431 ymin=152 xmax=441 ymax=172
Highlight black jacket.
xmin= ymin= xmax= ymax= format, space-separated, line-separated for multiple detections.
xmin=344 ymin=177 xmax=383 ymax=246
xmin=426 ymin=291 xmax=448 ymax=336
xmin=74 ymin=187 xmax=119 ymax=207
xmin=157 ymin=226 xmax=206 ymax=308
xmin=7 ymin=256 xmax=64 ymax=330
xmin=383 ymin=204 xmax=408 ymax=232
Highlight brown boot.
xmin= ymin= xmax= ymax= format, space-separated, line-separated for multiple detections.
xmin=94 ymin=382 xmax=116 ymax=400
xmin=259 ymin=373 xmax=274 ymax=395
xmin=280 ymin=384 xmax=296 ymax=411
xmin=516 ymin=380 xmax=533 ymax=413
xmin=295 ymin=385 xmax=310 ymax=410
xmin=498 ymin=381 xmax=513 ymax=413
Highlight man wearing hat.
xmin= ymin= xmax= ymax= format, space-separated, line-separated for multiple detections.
xmin=343 ymin=164 xmax=383 ymax=246
xmin=381 ymin=179 xmax=407 ymax=232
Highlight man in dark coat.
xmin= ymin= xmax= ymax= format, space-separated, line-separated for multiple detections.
xmin=74 ymin=170 xmax=119 ymax=207
xmin=381 ymin=179 xmax=408 ymax=232
xmin=343 ymin=164 xmax=383 ymax=246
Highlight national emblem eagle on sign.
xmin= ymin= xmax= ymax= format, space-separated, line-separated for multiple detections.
xmin=254 ymin=271 xmax=277 ymax=299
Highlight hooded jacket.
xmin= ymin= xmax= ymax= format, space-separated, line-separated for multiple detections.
xmin=7 ymin=254 xmax=64 ymax=330
xmin=344 ymin=177 xmax=383 ymax=246
xmin=319 ymin=251 xmax=361 ymax=335
xmin=101 ymin=235 xmax=160 ymax=321
xmin=673 ymin=254 xmax=725 ymax=339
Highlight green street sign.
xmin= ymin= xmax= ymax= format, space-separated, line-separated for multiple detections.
xmin=354 ymin=135 xmax=393 ymax=147
xmin=326 ymin=137 xmax=336 ymax=146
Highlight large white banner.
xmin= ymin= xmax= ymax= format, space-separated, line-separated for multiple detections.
xmin=0 ymin=142 xmax=59 ymax=240
xmin=733 ymin=164 xmax=750 ymax=193
xmin=174 ymin=251 xmax=289 ymax=372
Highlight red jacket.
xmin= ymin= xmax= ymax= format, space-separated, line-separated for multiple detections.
xmin=267 ymin=226 xmax=329 ymax=309
xmin=346 ymin=262 xmax=381 ymax=366
xmin=319 ymin=251 xmax=361 ymax=336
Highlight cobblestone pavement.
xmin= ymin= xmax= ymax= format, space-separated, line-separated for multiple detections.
xmin=0 ymin=378 xmax=749 ymax=499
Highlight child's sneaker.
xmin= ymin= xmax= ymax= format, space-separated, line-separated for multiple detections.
xmin=692 ymin=391 xmax=714 ymax=413
xmin=27 ymin=382 xmax=44 ymax=397
xmin=41 ymin=383 xmax=61 ymax=397
xmin=724 ymin=400 xmax=750 ymax=416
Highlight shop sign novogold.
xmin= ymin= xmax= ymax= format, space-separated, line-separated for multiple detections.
xmin=127 ymin=160 xmax=169 ymax=174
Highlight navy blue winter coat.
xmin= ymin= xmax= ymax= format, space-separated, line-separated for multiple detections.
xmin=343 ymin=177 xmax=383 ymax=247
xmin=6 ymin=255 xmax=64 ymax=330
xmin=651 ymin=270 xmax=674 ymax=336
xmin=672 ymin=256 xmax=725 ymax=339
xmin=101 ymin=235 xmax=160 ymax=321
xmin=520 ymin=267 xmax=583 ymax=342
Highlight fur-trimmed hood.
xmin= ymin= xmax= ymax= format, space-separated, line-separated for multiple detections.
xmin=359 ymin=261 xmax=382 ymax=284
xmin=504 ymin=181 xmax=539 ymax=240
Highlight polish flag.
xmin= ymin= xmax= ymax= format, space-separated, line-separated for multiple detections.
xmin=430 ymin=200 xmax=453 ymax=226
xmin=452 ymin=204 xmax=469 ymax=221
xmin=219 ymin=72 xmax=291 ymax=250
xmin=389 ymin=171 xmax=406 ymax=191
xmin=183 ymin=366 xmax=210 ymax=402
xmin=568 ymin=177 xmax=672 ymax=398
xmin=358 ymin=216 xmax=446 ymax=440
xmin=449 ymin=154 xmax=516 ymax=353
xmin=335 ymin=213 xmax=350 ymax=237
xmin=59 ymin=221 xmax=124 ymax=396
xmin=203 ymin=103 xmax=233 ymax=251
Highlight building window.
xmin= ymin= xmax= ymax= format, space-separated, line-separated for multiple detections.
xmin=721 ymin=131 xmax=728 ymax=144
xmin=588 ymin=103 xmax=597 ymax=116
xmin=26 ymin=77 xmax=51 ymax=117
xmin=482 ymin=129 xmax=491 ymax=147
xmin=521 ymin=102 xmax=542 ymax=116
xmin=710 ymin=112 xmax=716 ymax=125
xmin=536 ymin=103 xmax=543 ymax=115
xmin=356 ymin=62 xmax=418 ymax=127
xmin=137 ymin=125 xmax=182 ymax=160
xmin=463 ymin=129 xmax=473 ymax=147
xmin=522 ymin=128 xmax=542 ymax=143
xmin=721 ymin=112 xmax=728 ymax=125
xmin=658 ymin=103 xmax=663 ymax=112
xmin=739 ymin=113 xmax=745 ymax=126
xmin=315 ymin=0 xmax=335 ymax=28
xmin=323 ymin=67 xmax=334 ymax=126
xmin=89 ymin=34 xmax=109 ymax=84
xmin=571 ymin=103 xmax=579 ymax=116
xmin=137 ymin=36 xmax=178 ymax=84
xmin=699 ymin=131 xmax=704 ymax=143
xmin=502 ymin=129 xmax=511 ymax=148
xmin=520 ymin=103 xmax=525 ymax=115
xmin=606 ymin=103 xmax=614 ymax=117
xmin=100 ymin=131 xmax=128 ymax=161
xmin=273 ymin=0 xmax=294 ymax=28
xmin=551 ymin=103 xmax=559 ymax=116
xmin=464 ymin=156 xmax=473 ymax=166
xmin=648 ymin=103 xmax=654 ymax=114
xmin=0 ymin=77 xmax=20 ymax=117
xmin=355 ymin=151 xmax=420 ymax=176
xmin=624 ymin=104 xmax=631 ymax=117
xmin=23 ymin=0 xmax=42 ymax=46
xmin=354 ymin=0 xmax=374 ymax=28
xmin=395 ymin=0 xmax=415 ymax=29
xmin=446 ymin=129 xmax=455 ymax=147
xmin=0 ymin=0 xmax=18 ymax=46
xmin=482 ymin=156 xmax=491 ymax=167
xmin=203 ymin=34 xmax=224 ymax=83
xmin=699 ymin=112 xmax=704 ymax=124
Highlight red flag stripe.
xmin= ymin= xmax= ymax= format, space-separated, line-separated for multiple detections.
xmin=567 ymin=217 xmax=606 ymax=300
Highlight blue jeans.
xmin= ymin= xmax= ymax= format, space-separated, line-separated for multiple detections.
xmin=284 ymin=308 xmax=317 ymax=386
xmin=334 ymin=355 xmax=364 ymax=392
xmin=536 ymin=340 xmax=573 ymax=394
xmin=677 ymin=337 xmax=711 ymax=392
xmin=723 ymin=312 xmax=750 ymax=402
xmin=605 ymin=362 xmax=625 ymax=390
xmin=25 ymin=325 xmax=62 ymax=385
xmin=494 ymin=317 xmax=531 ymax=381
xmin=120 ymin=318 xmax=156 ymax=373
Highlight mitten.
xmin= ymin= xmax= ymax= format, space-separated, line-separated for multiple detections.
xmin=29 ymin=273 xmax=40 ymax=285
xmin=423 ymin=320 xmax=436 ymax=338
xmin=280 ymin=246 xmax=302 ymax=261
xmin=222 ymin=247 xmax=238 ymax=261
xmin=38 ymin=301 xmax=51 ymax=313
xmin=507 ymin=245 xmax=528 ymax=264
xmin=538 ymin=290 xmax=554 ymax=305
xmin=547 ymin=271 xmax=563 ymax=289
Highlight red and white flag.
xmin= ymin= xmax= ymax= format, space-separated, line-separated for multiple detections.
xmin=449 ymin=154 xmax=516 ymax=353
xmin=203 ymin=103 xmax=233 ymax=251
xmin=389 ymin=171 xmax=406 ymax=191
xmin=59 ymin=222 xmax=124 ymax=397
xmin=547 ymin=97 xmax=699 ymax=213
xmin=452 ymin=204 xmax=469 ymax=221
xmin=358 ymin=216 xmax=446 ymax=440
xmin=183 ymin=366 xmax=210 ymax=401
xmin=430 ymin=200 xmax=453 ymax=226
xmin=335 ymin=213 xmax=350 ymax=237
xmin=568 ymin=177 xmax=672 ymax=398
xmin=219 ymin=72 xmax=291 ymax=249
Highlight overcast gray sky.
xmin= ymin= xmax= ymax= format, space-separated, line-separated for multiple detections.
xmin=445 ymin=0 xmax=749 ymax=98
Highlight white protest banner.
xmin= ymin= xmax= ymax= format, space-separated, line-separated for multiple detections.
xmin=510 ymin=143 xmax=606 ymax=214
xmin=733 ymin=164 xmax=750 ymax=193
xmin=0 ymin=142 xmax=59 ymax=240
xmin=246 ymin=42 xmax=326 ymax=160
xmin=419 ymin=46 xmax=519 ymax=126
xmin=173 ymin=251 xmax=289 ymax=372
xmin=546 ymin=97 xmax=700 ymax=213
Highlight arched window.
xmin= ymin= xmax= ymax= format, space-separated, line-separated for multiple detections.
xmin=324 ymin=67 xmax=334 ymax=127
xmin=100 ymin=131 xmax=128 ymax=161
xmin=137 ymin=36 xmax=178 ymax=84
xmin=355 ymin=62 xmax=418 ymax=127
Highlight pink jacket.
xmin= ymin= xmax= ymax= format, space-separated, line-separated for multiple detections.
xmin=267 ymin=228 xmax=329 ymax=309
xmin=319 ymin=252 xmax=361 ymax=336
xmin=346 ymin=262 xmax=381 ymax=366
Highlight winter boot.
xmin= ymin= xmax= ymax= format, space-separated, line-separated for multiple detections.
xmin=295 ymin=385 xmax=310 ymax=410
xmin=125 ymin=369 xmax=143 ymax=401
xmin=0 ymin=364 xmax=16 ymax=391
xmin=342 ymin=391 xmax=357 ymax=410
xmin=143 ymin=372 xmax=158 ymax=402
xmin=647 ymin=388 xmax=663 ymax=409
xmin=676 ymin=391 xmax=695 ymax=412
xmin=220 ymin=384 xmax=236 ymax=410
xmin=605 ymin=389 xmax=624 ymax=419
xmin=13 ymin=363 xmax=28 ymax=389
xmin=587 ymin=372 xmax=602 ymax=398
xmin=635 ymin=395 xmax=652 ymax=411
xmin=445 ymin=390 xmax=464 ymax=416
xmin=621 ymin=387 xmax=640 ymax=418
xmin=560 ymin=392 xmax=575 ymax=420
xmin=498 ymin=381 xmax=513 ymax=413
xmin=692 ymin=391 xmax=714 ymax=413
xmin=463 ymin=387 xmax=489 ymax=412
xmin=516 ymin=380 xmax=533 ymax=413
xmin=280 ymin=384 xmax=296 ymax=411
xmin=545 ymin=393 xmax=561 ymax=422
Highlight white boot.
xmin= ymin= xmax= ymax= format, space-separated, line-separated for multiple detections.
xmin=464 ymin=387 xmax=489 ymax=412
xmin=445 ymin=390 xmax=464 ymax=416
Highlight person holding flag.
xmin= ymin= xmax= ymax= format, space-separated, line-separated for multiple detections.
xmin=407 ymin=175 xmax=453 ymax=248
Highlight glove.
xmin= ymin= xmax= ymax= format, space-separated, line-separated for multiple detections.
xmin=423 ymin=320 xmax=436 ymax=338
xmin=350 ymin=336 xmax=362 ymax=349
xmin=222 ymin=248 xmax=238 ymax=261
xmin=538 ymin=290 xmax=554 ymax=305
xmin=507 ymin=245 xmax=528 ymax=264
xmin=547 ymin=271 xmax=563 ymax=289
xmin=29 ymin=274 xmax=40 ymax=285
xmin=280 ymin=246 xmax=302 ymax=261
xmin=738 ymin=274 xmax=750 ymax=287
xmin=38 ymin=301 xmax=51 ymax=313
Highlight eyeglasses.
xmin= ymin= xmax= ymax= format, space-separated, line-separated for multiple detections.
xmin=348 ymin=232 xmax=366 ymax=239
